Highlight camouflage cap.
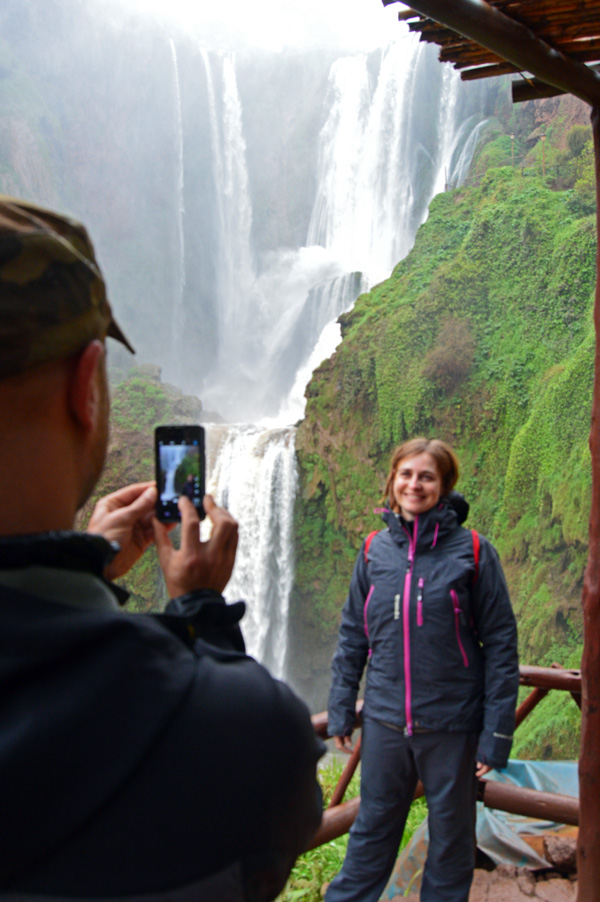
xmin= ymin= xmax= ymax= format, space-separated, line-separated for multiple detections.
xmin=0 ymin=195 xmax=134 ymax=379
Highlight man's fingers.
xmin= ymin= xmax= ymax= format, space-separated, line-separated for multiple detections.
xmin=128 ymin=484 xmax=157 ymax=515
xmin=88 ymin=483 xmax=156 ymax=530
xmin=152 ymin=517 xmax=173 ymax=561
xmin=114 ymin=484 xmax=156 ymax=522
xmin=203 ymin=494 xmax=218 ymax=518
xmin=103 ymin=481 xmax=156 ymax=509
xmin=178 ymin=495 xmax=201 ymax=552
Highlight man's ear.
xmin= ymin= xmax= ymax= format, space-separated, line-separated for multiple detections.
xmin=68 ymin=340 xmax=105 ymax=432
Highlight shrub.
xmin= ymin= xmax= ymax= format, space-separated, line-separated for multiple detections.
xmin=422 ymin=317 xmax=476 ymax=393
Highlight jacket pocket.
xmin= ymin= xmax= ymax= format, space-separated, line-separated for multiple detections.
xmin=450 ymin=589 xmax=469 ymax=667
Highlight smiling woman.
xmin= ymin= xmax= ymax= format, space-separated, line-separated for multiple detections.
xmin=325 ymin=436 xmax=519 ymax=902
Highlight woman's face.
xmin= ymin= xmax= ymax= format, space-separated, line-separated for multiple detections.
xmin=392 ymin=451 xmax=443 ymax=521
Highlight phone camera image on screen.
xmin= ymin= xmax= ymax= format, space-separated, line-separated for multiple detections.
xmin=155 ymin=425 xmax=205 ymax=522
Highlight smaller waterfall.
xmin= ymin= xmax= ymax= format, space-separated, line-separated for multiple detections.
xmin=203 ymin=424 xmax=298 ymax=678
xmin=170 ymin=38 xmax=186 ymax=380
xmin=448 ymin=117 xmax=490 ymax=188
xmin=432 ymin=62 xmax=461 ymax=196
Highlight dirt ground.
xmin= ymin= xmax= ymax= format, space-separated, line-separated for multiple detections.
xmin=392 ymin=866 xmax=577 ymax=901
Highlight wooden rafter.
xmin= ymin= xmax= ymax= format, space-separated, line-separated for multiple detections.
xmin=384 ymin=0 xmax=600 ymax=103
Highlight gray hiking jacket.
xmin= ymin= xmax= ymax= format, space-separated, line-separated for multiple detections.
xmin=328 ymin=496 xmax=519 ymax=768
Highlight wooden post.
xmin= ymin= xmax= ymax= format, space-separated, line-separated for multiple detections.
xmin=328 ymin=734 xmax=362 ymax=809
xmin=578 ymin=103 xmax=600 ymax=902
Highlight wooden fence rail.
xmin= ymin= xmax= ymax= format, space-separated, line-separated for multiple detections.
xmin=309 ymin=664 xmax=581 ymax=850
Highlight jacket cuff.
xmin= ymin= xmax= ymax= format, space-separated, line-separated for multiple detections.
xmin=163 ymin=591 xmax=246 ymax=653
xmin=477 ymin=728 xmax=514 ymax=770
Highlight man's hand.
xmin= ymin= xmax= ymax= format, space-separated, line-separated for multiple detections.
xmin=87 ymin=482 xmax=157 ymax=580
xmin=153 ymin=494 xmax=238 ymax=597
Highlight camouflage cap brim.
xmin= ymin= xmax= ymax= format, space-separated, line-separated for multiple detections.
xmin=0 ymin=196 xmax=134 ymax=379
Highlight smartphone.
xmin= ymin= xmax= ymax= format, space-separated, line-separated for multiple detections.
xmin=154 ymin=424 xmax=205 ymax=522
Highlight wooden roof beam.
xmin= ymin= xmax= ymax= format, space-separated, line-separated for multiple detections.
xmin=383 ymin=0 xmax=600 ymax=106
xmin=512 ymin=66 xmax=600 ymax=102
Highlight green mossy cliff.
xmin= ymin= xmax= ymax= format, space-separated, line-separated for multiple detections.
xmin=290 ymin=165 xmax=594 ymax=755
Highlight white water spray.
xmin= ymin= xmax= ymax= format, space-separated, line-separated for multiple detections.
xmin=308 ymin=38 xmax=435 ymax=282
xmin=204 ymin=424 xmax=297 ymax=678
xmin=170 ymin=38 xmax=186 ymax=378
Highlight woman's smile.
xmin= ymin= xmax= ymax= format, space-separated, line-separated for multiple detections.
xmin=392 ymin=451 xmax=443 ymax=521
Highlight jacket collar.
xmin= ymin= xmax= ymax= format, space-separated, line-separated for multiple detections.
xmin=381 ymin=493 xmax=464 ymax=550
xmin=0 ymin=531 xmax=128 ymax=604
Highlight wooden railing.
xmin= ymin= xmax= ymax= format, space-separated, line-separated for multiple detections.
xmin=309 ymin=664 xmax=581 ymax=849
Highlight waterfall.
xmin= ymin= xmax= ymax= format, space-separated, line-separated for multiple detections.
xmin=203 ymin=424 xmax=297 ymax=679
xmin=448 ymin=117 xmax=490 ymax=188
xmin=307 ymin=37 xmax=438 ymax=283
xmin=432 ymin=61 xmax=462 ymax=196
xmin=201 ymin=51 xmax=256 ymax=360
xmin=170 ymin=38 xmax=186 ymax=380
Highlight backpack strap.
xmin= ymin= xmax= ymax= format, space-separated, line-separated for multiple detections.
xmin=471 ymin=529 xmax=480 ymax=585
xmin=364 ymin=530 xmax=379 ymax=564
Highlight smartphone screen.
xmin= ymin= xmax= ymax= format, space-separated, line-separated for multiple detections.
xmin=155 ymin=425 xmax=205 ymax=522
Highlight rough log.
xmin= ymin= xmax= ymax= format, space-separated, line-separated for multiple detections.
xmin=479 ymin=779 xmax=579 ymax=826
xmin=519 ymin=665 xmax=581 ymax=692
xmin=309 ymin=797 xmax=361 ymax=849
xmin=328 ymin=734 xmax=362 ymax=809
xmin=515 ymin=686 xmax=549 ymax=728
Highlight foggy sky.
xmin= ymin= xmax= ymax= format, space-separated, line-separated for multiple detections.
xmin=97 ymin=0 xmax=409 ymax=52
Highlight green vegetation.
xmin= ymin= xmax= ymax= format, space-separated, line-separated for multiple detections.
xmin=277 ymin=758 xmax=427 ymax=902
xmin=293 ymin=109 xmax=595 ymax=760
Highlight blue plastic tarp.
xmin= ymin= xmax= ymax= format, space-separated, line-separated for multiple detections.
xmin=383 ymin=759 xmax=578 ymax=899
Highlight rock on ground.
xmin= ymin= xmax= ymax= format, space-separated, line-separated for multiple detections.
xmin=392 ymin=866 xmax=577 ymax=902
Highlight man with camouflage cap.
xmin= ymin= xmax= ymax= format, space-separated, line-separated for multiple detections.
xmin=0 ymin=196 xmax=323 ymax=901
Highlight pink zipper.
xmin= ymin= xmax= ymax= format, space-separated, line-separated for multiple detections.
xmin=417 ymin=577 xmax=424 ymax=626
xmin=450 ymin=589 xmax=469 ymax=667
xmin=363 ymin=585 xmax=374 ymax=658
xmin=402 ymin=518 xmax=418 ymax=736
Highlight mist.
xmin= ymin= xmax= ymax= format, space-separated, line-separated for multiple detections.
xmin=0 ymin=0 xmax=495 ymax=423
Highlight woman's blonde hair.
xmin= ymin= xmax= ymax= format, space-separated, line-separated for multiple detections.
xmin=384 ymin=437 xmax=459 ymax=511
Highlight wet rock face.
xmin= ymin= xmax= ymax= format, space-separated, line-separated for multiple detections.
xmin=396 ymin=866 xmax=577 ymax=902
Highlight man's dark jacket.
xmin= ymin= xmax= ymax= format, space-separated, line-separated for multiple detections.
xmin=0 ymin=533 xmax=324 ymax=901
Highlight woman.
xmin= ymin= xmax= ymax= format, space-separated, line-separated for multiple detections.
xmin=325 ymin=438 xmax=519 ymax=902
